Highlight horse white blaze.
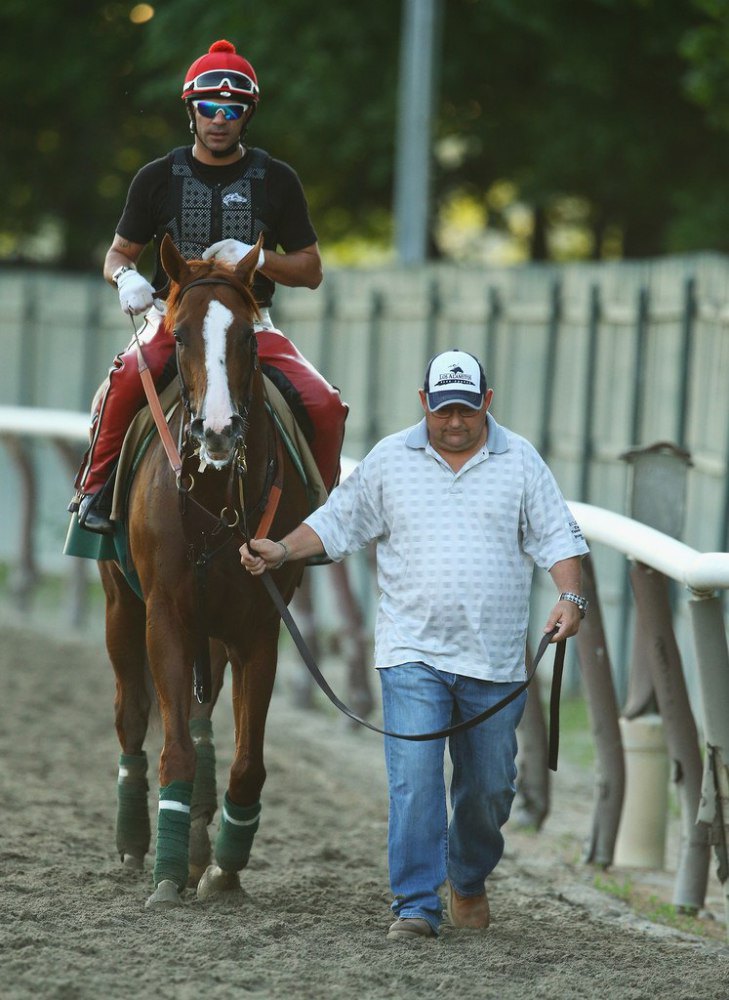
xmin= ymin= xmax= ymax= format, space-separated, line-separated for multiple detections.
xmin=202 ymin=301 xmax=236 ymax=434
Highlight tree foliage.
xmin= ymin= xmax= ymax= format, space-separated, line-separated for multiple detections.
xmin=4 ymin=0 xmax=729 ymax=268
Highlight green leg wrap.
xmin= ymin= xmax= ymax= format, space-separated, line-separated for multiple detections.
xmin=190 ymin=718 xmax=217 ymax=823
xmin=214 ymin=793 xmax=261 ymax=873
xmin=116 ymin=752 xmax=150 ymax=859
xmin=153 ymin=780 xmax=193 ymax=889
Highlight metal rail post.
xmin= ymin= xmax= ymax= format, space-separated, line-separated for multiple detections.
xmin=575 ymin=554 xmax=625 ymax=867
xmin=688 ymin=594 xmax=729 ymax=936
xmin=629 ymin=563 xmax=710 ymax=911
xmin=1 ymin=435 xmax=39 ymax=610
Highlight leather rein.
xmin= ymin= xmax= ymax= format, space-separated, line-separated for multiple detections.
xmin=130 ymin=280 xmax=566 ymax=766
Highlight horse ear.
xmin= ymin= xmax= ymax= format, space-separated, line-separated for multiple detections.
xmin=160 ymin=234 xmax=191 ymax=286
xmin=234 ymin=233 xmax=264 ymax=287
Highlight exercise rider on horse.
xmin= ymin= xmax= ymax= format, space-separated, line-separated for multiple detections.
xmin=71 ymin=39 xmax=347 ymax=534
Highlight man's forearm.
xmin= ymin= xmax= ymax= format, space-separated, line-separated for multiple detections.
xmin=240 ymin=523 xmax=326 ymax=576
xmin=549 ymin=556 xmax=583 ymax=595
xmin=277 ymin=524 xmax=326 ymax=562
xmin=259 ymin=246 xmax=322 ymax=289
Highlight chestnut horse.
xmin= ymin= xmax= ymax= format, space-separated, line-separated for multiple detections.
xmin=99 ymin=234 xmax=309 ymax=909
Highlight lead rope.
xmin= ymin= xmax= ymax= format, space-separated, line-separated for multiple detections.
xmin=128 ymin=320 xmax=566 ymax=753
xmin=254 ymin=556 xmax=566 ymax=765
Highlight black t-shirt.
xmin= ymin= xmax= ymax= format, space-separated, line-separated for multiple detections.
xmin=116 ymin=146 xmax=317 ymax=306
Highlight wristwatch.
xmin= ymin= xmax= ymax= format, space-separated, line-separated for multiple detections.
xmin=559 ymin=591 xmax=589 ymax=617
xmin=111 ymin=265 xmax=135 ymax=286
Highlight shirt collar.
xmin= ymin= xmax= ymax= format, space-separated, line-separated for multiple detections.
xmin=405 ymin=412 xmax=509 ymax=454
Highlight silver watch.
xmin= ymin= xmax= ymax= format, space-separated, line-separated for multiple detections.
xmin=111 ymin=265 xmax=135 ymax=286
xmin=559 ymin=591 xmax=588 ymax=617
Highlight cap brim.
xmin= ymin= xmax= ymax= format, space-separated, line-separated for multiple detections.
xmin=426 ymin=390 xmax=484 ymax=411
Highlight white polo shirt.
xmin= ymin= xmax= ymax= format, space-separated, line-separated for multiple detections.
xmin=305 ymin=414 xmax=589 ymax=682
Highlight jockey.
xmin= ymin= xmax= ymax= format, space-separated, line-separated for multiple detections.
xmin=71 ymin=39 xmax=348 ymax=535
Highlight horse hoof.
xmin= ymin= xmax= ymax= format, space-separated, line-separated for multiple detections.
xmin=145 ymin=879 xmax=183 ymax=910
xmin=122 ymin=853 xmax=144 ymax=872
xmin=197 ymin=864 xmax=241 ymax=901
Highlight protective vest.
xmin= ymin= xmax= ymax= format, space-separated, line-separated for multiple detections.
xmin=165 ymin=146 xmax=270 ymax=261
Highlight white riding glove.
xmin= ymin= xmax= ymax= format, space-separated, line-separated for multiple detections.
xmin=116 ymin=269 xmax=156 ymax=316
xmin=202 ymin=239 xmax=265 ymax=269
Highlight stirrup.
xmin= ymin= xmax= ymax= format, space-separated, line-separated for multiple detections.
xmin=78 ymin=492 xmax=115 ymax=536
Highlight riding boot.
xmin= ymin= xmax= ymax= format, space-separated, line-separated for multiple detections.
xmin=78 ymin=491 xmax=115 ymax=535
xmin=77 ymin=464 xmax=118 ymax=535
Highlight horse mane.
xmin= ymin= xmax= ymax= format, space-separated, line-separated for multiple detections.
xmin=165 ymin=258 xmax=261 ymax=329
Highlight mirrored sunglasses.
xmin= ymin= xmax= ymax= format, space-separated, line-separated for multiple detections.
xmin=193 ymin=100 xmax=250 ymax=121
xmin=184 ymin=70 xmax=259 ymax=96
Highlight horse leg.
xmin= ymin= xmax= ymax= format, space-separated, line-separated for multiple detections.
xmin=197 ymin=622 xmax=279 ymax=901
xmin=143 ymin=601 xmax=197 ymax=910
xmin=187 ymin=639 xmax=228 ymax=887
xmin=99 ymin=561 xmax=152 ymax=873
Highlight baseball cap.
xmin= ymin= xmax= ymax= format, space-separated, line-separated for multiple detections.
xmin=423 ymin=349 xmax=486 ymax=411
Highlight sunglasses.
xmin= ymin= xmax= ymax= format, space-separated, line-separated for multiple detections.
xmin=184 ymin=70 xmax=259 ymax=97
xmin=193 ymin=100 xmax=250 ymax=121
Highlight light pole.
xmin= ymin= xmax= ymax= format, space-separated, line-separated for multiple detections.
xmin=393 ymin=0 xmax=443 ymax=264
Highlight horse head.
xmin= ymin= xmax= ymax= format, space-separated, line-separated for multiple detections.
xmin=161 ymin=233 xmax=262 ymax=469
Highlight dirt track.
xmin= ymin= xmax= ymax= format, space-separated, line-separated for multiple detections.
xmin=1 ymin=621 xmax=728 ymax=1000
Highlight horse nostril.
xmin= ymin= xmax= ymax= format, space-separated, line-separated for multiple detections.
xmin=230 ymin=413 xmax=245 ymax=440
xmin=190 ymin=417 xmax=204 ymax=441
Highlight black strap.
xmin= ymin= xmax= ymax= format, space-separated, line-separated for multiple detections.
xmin=259 ymin=569 xmax=566 ymax=765
xmin=548 ymin=636 xmax=566 ymax=771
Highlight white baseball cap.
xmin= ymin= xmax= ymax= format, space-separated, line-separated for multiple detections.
xmin=423 ymin=349 xmax=486 ymax=411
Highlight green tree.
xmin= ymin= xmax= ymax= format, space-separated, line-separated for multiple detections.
xmin=4 ymin=0 xmax=729 ymax=267
xmin=439 ymin=0 xmax=729 ymax=258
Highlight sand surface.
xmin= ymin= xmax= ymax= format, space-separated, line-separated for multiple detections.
xmin=1 ymin=621 xmax=727 ymax=999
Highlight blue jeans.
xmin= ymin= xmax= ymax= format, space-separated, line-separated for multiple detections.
xmin=379 ymin=663 xmax=527 ymax=933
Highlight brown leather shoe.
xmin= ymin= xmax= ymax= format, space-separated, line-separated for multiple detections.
xmin=446 ymin=882 xmax=490 ymax=929
xmin=387 ymin=917 xmax=436 ymax=940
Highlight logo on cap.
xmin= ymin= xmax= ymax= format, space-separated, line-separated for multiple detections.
xmin=433 ymin=363 xmax=476 ymax=389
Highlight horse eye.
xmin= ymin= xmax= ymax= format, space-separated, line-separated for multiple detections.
xmin=173 ymin=327 xmax=184 ymax=345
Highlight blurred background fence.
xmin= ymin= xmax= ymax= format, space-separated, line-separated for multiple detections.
xmin=1 ymin=252 xmax=728 ymax=706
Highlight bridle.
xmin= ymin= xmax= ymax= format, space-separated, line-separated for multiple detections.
xmin=173 ymin=275 xmax=259 ymax=472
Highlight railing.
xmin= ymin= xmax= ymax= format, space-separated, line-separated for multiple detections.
xmin=1 ymin=405 xmax=728 ymax=937
xmin=519 ymin=501 xmax=729 ymax=936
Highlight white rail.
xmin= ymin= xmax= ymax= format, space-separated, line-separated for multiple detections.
xmin=0 ymin=405 xmax=725 ymax=590
xmin=568 ymin=501 xmax=729 ymax=594
xmin=0 ymin=406 xmax=90 ymax=441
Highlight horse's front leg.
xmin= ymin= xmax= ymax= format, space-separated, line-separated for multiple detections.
xmin=187 ymin=639 xmax=228 ymax=887
xmin=197 ymin=620 xmax=280 ymax=901
xmin=144 ymin=600 xmax=197 ymax=910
